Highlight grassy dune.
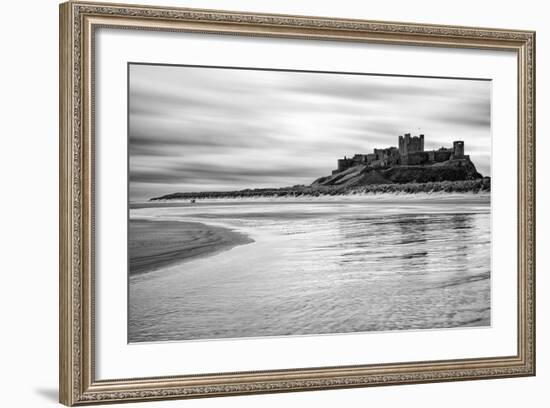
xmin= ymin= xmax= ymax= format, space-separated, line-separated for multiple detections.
xmin=151 ymin=178 xmax=491 ymax=201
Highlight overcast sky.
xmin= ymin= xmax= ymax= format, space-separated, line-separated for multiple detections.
xmin=129 ymin=64 xmax=491 ymax=201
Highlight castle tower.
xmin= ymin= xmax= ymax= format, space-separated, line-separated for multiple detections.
xmin=404 ymin=133 xmax=411 ymax=155
xmin=453 ymin=141 xmax=464 ymax=158
xmin=398 ymin=133 xmax=424 ymax=157
xmin=337 ymin=158 xmax=347 ymax=172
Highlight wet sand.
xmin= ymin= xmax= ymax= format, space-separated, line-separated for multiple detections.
xmin=129 ymin=219 xmax=254 ymax=276
xmin=128 ymin=196 xmax=491 ymax=342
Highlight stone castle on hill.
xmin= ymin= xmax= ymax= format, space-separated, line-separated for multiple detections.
xmin=150 ymin=132 xmax=488 ymax=201
xmin=333 ymin=133 xmax=467 ymax=175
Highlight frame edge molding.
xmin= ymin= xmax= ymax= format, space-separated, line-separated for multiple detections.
xmin=59 ymin=1 xmax=536 ymax=405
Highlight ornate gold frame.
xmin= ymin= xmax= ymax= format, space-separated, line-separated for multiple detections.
xmin=59 ymin=1 xmax=536 ymax=405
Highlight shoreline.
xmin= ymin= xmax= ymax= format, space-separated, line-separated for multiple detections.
xmin=132 ymin=191 xmax=490 ymax=209
xmin=129 ymin=219 xmax=254 ymax=276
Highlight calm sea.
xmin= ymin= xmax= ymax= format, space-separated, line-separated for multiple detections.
xmin=129 ymin=194 xmax=491 ymax=342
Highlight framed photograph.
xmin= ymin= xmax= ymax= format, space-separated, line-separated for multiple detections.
xmin=59 ymin=1 xmax=536 ymax=405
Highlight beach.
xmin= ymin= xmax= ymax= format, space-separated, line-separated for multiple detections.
xmin=129 ymin=193 xmax=491 ymax=342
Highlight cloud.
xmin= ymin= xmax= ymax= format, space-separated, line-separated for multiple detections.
xmin=430 ymin=97 xmax=491 ymax=129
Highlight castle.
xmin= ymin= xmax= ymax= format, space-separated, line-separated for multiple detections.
xmin=332 ymin=133 xmax=467 ymax=175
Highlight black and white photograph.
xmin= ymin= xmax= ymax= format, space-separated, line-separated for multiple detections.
xmin=128 ymin=63 xmax=491 ymax=343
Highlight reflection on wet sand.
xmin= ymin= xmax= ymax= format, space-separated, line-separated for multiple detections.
xmin=129 ymin=195 xmax=491 ymax=342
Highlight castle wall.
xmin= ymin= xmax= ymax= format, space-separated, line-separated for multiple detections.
xmin=333 ymin=135 xmax=465 ymax=174
xmin=388 ymin=149 xmax=400 ymax=165
xmin=337 ymin=158 xmax=354 ymax=172
xmin=401 ymin=152 xmax=430 ymax=165
xmin=433 ymin=150 xmax=453 ymax=162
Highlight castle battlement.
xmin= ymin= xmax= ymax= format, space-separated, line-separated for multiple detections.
xmin=332 ymin=134 xmax=467 ymax=175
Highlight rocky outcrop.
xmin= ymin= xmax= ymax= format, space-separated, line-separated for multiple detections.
xmin=312 ymin=159 xmax=482 ymax=190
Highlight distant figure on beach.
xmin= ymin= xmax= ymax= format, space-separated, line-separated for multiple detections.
xmin=190 ymin=199 xmax=196 ymax=204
